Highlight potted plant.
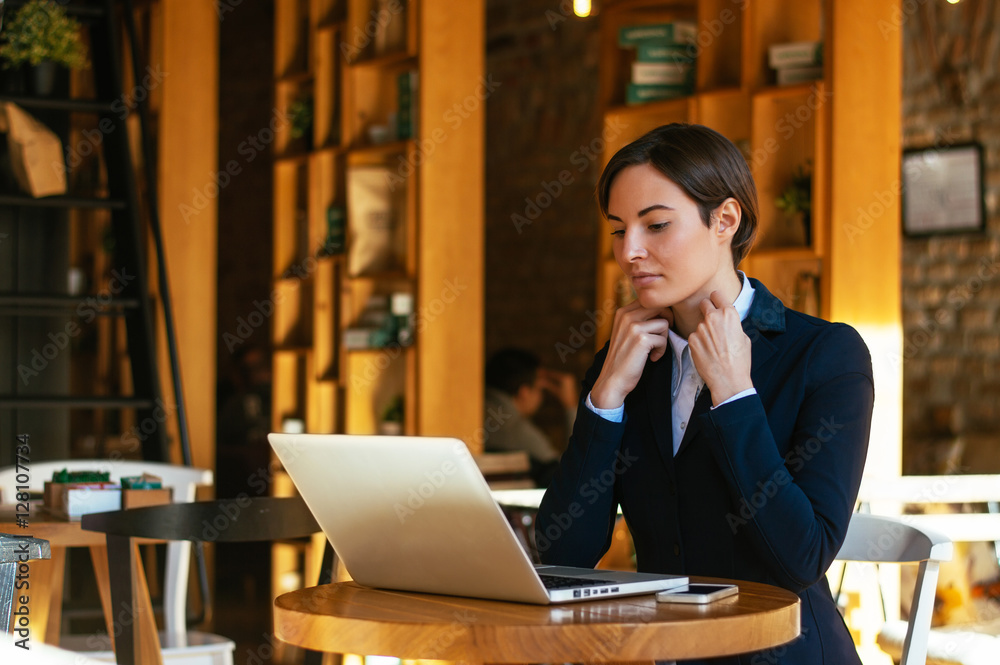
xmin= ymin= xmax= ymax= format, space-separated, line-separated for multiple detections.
xmin=0 ymin=0 xmax=88 ymax=95
xmin=378 ymin=394 xmax=404 ymax=435
xmin=775 ymin=163 xmax=812 ymax=247
xmin=288 ymin=92 xmax=314 ymax=150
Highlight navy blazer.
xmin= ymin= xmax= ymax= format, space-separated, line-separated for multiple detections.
xmin=537 ymin=279 xmax=874 ymax=665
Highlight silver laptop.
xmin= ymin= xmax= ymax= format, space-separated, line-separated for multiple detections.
xmin=268 ymin=433 xmax=687 ymax=604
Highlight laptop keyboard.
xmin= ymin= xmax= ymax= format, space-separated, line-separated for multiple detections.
xmin=538 ymin=574 xmax=618 ymax=590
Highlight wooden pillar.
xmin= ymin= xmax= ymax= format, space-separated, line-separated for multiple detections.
xmin=417 ymin=0 xmax=486 ymax=449
xmin=155 ymin=0 xmax=219 ymax=472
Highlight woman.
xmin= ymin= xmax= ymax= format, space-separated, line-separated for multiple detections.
xmin=536 ymin=123 xmax=874 ymax=664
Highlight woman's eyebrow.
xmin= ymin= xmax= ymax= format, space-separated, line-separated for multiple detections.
xmin=607 ymin=204 xmax=676 ymax=222
xmin=638 ymin=204 xmax=675 ymax=216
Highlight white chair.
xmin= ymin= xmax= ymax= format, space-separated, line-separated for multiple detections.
xmin=836 ymin=512 xmax=953 ymax=665
xmin=0 ymin=460 xmax=213 ymax=641
xmin=855 ymin=474 xmax=1000 ymax=664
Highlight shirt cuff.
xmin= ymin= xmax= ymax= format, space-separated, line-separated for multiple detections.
xmin=710 ymin=388 xmax=757 ymax=410
xmin=586 ymin=391 xmax=624 ymax=423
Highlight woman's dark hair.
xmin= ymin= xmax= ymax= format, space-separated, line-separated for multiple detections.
xmin=596 ymin=123 xmax=759 ymax=268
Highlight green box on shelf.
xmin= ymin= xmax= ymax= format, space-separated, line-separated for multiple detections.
xmin=636 ymin=42 xmax=696 ymax=64
xmin=619 ymin=21 xmax=697 ymax=48
xmin=631 ymin=61 xmax=695 ymax=86
xmin=625 ymin=83 xmax=693 ymax=106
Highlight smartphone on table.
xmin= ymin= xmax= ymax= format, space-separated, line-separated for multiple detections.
xmin=656 ymin=583 xmax=738 ymax=604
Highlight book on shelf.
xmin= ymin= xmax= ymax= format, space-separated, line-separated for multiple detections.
xmin=775 ymin=65 xmax=823 ymax=87
xmin=396 ymin=70 xmax=418 ymax=140
xmin=626 ymin=83 xmax=691 ymax=106
xmin=767 ymin=41 xmax=823 ymax=69
xmin=619 ymin=21 xmax=697 ymax=47
xmin=636 ymin=42 xmax=696 ymax=64
xmin=618 ymin=21 xmax=698 ymax=105
xmin=631 ymin=61 xmax=694 ymax=86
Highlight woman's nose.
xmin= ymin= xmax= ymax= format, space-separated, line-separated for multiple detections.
xmin=622 ymin=229 xmax=647 ymax=261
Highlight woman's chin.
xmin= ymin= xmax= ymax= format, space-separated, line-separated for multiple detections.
xmin=633 ymin=290 xmax=673 ymax=310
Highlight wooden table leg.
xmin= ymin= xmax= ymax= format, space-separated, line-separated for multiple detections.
xmin=107 ymin=535 xmax=163 ymax=665
xmin=90 ymin=544 xmax=114 ymax=651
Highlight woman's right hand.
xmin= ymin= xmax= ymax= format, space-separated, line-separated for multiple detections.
xmin=589 ymin=301 xmax=672 ymax=409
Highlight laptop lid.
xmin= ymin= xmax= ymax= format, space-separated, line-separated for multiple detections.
xmin=269 ymin=433 xmax=687 ymax=604
xmin=269 ymin=433 xmax=557 ymax=603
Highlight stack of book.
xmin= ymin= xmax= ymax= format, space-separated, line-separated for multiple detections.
xmin=618 ymin=21 xmax=697 ymax=105
xmin=396 ymin=70 xmax=418 ymax=140
xmin=768 ymin=41 xmax=823 ymax=86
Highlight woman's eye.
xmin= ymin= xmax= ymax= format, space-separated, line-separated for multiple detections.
xmin=649 ymin=222 xmax=670 ymax=231
xmin=610 ymin=229 xmax=625 ymax=237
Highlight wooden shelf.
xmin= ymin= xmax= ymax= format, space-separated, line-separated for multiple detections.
xmin=346 ymin=139 xmax=413 ymax=164
xmin=271 ymin=0 xmax=484 ymax=449
xmin=347 ymin=51 xmax=417 ymax=71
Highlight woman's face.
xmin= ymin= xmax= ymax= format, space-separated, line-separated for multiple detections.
xmin=607 ymin=163 xmax=733 ymax=311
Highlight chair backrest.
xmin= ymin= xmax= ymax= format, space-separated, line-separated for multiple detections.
xmin=858 ymin=474 xmax=1000 ymax=543
xmin=837 ymin=513 xmax=953 ymax=665
xmin=0 ymin=459 xmax=212 ymax=504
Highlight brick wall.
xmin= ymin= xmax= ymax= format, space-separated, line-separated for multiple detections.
xmin=900 ymin=1 xmax=1000 ymax=473
xmin=485 ymin=0 xmax=602 ymax=383
xmin=217 ymin=0 xmax=275 ymax=384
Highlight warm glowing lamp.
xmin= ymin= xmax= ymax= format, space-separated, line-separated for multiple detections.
xmin=574 ymin=0 xmax=592 ymax=18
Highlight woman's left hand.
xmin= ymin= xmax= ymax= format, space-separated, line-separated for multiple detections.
xmin=688 ymin=290 xmax=753 ymax=405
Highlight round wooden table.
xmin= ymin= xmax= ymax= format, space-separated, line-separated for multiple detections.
xmin=274 ymin=578 xmax=800 ymax=663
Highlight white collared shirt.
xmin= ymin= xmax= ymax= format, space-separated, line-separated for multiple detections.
xmin=587 ymin=271 xmax=757 ymax=455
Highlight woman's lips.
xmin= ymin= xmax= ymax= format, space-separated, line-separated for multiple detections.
xmin=630 ymin=273 xmax=660 ymax=287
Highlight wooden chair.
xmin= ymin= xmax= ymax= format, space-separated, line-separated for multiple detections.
xmin=81 ymin=497 xmax=334 ymax=665
xmin=836 ymin=512 xmax=953 ymax=665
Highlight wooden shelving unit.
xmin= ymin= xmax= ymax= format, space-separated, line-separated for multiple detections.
xmin=269 ymin=1 xmax=484 ymax=647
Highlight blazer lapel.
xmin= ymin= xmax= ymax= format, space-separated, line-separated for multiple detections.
xmin=674 ymin=385 xmax=713 ymax=456
xmin=643 ymin=352 xmax=676 ymax=470
xmin=674 ymin=279 xmax=787 ymax=457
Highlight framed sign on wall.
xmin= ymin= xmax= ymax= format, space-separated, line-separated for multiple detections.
xmin=902 ymin=143 xmax=985 ymax=236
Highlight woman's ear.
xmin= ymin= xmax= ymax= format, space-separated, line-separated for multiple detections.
xmin=713 ymin=197 xmax=742 ymax=241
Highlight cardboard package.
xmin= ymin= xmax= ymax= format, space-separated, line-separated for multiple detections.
xmin=0 ymin=102 xmax=67 ymax=197
xmin=44 ymin=481 xmax=121 ymax=521
xmin=121 ymin=473 xmax=172 ymax=508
